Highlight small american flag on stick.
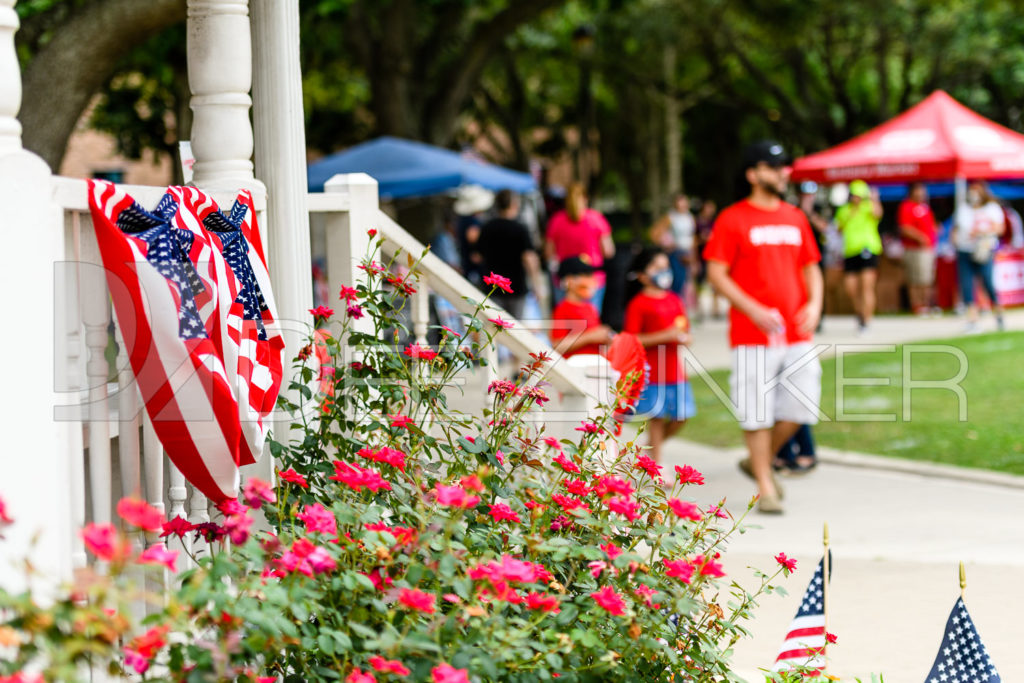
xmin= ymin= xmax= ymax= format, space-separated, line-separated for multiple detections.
xmin=925 ymin=597 xmax=1000 ymax=683
xmin=774 ymin=552 xmax=831 ymax=673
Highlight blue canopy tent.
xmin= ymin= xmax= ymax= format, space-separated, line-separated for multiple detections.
xmin=875 ymin=180 xmax=1024 ymax=202
xmin=307 ymin=136 xmax=536 ymax=198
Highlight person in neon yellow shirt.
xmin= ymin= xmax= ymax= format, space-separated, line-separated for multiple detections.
xmin=835 ymin=180 xmax=883 ymax=334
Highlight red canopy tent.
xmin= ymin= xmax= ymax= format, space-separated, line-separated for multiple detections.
xmin=791 ymin=90 xmax=1024 ymax=183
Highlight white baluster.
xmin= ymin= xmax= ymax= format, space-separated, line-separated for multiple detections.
xmin=112 ymin=316 xmax=147 ymax=620
xmin=188 ymin=484 xmax=210 ymax=560
xmin=63 ymin=211 xmax=86 ymax=401
xmin=483 ymin=344 xmax=499 ymax=394
xmin=79 ymin=252 xmax=113 ymax=526
xmin=412 ymin=285 xmax=430 ymax=346
xmin=0 ymin=0 xmax=22 ymax=154
xmin=167 ymin=461 xmax=189 ymax=523
xmin=141 ymin=411 xmax=165 ymax=520
xmin=188 ymin=485 xmax=210 ymax=526
xmin=167 ymin=463 xmax=193 ymax=562
xmin=114 ymin=317 xmax=142 ymax=500
xmin=61 ymin=211 xmax=87 ymax=568
xmin=187 ymin=0 xmax=257 ymax=191
xmin=141 ymin=411 xmax=168 ymax=607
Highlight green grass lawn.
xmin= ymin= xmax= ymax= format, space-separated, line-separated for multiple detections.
xmin=679 ymin=331 xmax=1024 ymax=474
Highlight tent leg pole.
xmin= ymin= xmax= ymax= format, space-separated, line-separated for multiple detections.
xmin=954 ymin=175 xmax=967 ymax=214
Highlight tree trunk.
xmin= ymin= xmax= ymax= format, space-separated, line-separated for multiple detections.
xmin=421 ymin=0 xmax=565 ymax=146
xmin=19 ymin=0 xmax=186 ymax=171
xmin=663 ymin=45 xmax=682 ymax=196
xmin=370 ymin=0 xmax=418 ymax=139
xmin=645 ymin=91 xmax=663 ymax=220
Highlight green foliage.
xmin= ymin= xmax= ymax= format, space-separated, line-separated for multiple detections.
xmin=88 ymin=25 xmax=188 ymax=165
xmin=0 ymin=239 xmax=799 ymax=681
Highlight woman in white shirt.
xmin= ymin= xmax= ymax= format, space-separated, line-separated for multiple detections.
xmin=649 ymin=194 xmax=696 ymax=299
xmin=954 ymin=180 xmax=1006 ymax=332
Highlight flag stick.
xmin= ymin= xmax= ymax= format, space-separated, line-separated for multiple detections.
xmin=823 ymin=523 xmax=831 ymax=668
xmin=959 ymin=562 xmax=967 ymax=602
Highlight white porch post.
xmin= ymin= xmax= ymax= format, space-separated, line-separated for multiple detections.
xmin=324 ymin=173 xmax=379 ymax=333
xmin=249 ymin=0 xmax=313 ymax=479
xmin=0 ymin=0 xmax=72 ymax=591
xmin=250 ymin=0 xmax=312 ymax=352
xmin=186 ymin=0 xmax=260 ymax=192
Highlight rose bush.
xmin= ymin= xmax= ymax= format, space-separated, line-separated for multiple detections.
xmin=0 ymin=237 xmax=814 ymax=681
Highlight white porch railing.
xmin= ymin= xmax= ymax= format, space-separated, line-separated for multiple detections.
xmin=308 ymin=174 xmax=611 ymax=437
xmin=1 ymin=0 xmax=608 ymax=605
xmin=46 ymin=168 xmax=607 ymax=582
xmin=52 ymin=177 xmax=272 ymax=573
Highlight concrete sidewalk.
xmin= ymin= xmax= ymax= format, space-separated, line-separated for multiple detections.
xmin=653 ymin=436 xmax=1024 ymax=681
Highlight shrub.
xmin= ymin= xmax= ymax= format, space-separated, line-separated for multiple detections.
xmin=0 ymin=237 xmax=798 ymax=682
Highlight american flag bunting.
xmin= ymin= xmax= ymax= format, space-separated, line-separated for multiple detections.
xmin=88 ymin=180 xmax=284 ymax=502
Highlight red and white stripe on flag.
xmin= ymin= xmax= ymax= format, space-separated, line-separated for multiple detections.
xmin=773 ymin=615 xmax=826 ymax=671
xmin=174 ymin=187 xmax=284 ymax=467
xmin=773 ymin=554 xmax=829 ymax=673
xmin=88 ymin=180 xmax=242 ymax=501
xmin=88 ymin=180 xmax=285 ymax=502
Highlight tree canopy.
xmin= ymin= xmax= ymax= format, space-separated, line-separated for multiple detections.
xmin=16 ymin=0 xmax=1024 ymax=224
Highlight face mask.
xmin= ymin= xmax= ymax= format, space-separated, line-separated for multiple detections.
xmin=651 ymin=269 xmax=673 ymax=290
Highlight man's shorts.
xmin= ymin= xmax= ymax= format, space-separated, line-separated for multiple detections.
xmin=633 ymin=381 xmax=697 ymax=421
xmin=730 ymin=343 xmax=822 ymax=431
xmin=903 ymin=248 xmax=936 ymax=286
xmin=843 ymin=250 xmax=879 ymax=273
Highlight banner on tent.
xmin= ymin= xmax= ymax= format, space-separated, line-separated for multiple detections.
xmin=994 ymin=248 xmax=1024 ymax=306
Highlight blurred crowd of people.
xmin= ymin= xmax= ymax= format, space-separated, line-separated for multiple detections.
xmin=415 ymin=141 xmax=1019 ymax=515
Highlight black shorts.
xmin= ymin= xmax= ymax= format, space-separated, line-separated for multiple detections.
xmin=843 ymin=251 xmax=879 ymax=273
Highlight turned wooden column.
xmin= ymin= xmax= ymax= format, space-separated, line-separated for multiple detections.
xmin=186 ymin=0 xmax=260 ymax=192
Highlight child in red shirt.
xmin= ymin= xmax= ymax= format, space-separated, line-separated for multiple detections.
xmin=623 ymin=248 xmax=695 ymax=464
xmin=550 ymin=256 xmax=614 ymax=357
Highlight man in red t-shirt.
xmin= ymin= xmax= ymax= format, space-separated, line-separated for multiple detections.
xmin=897 ymin=182 xmax=938 ymax=314
xmin=703 ymin=140 xmax=823 ymax=515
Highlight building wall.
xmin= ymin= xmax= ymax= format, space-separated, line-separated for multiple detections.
xmin=59 ymin=128 xmax=174 ymax=186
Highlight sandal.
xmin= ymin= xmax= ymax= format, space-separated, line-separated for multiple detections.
xmin=777 ymin=456 xmax=817 ymax=476
xmin=738 ymin=457 xmax=784 ymax=500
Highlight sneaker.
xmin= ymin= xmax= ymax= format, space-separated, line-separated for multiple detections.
xmin=997 ymin=316 xmax=1006 ymax=332
xmin=964 ymin=321 xmax=980 ymax=335
xmin=856 ymin=323 xmax=870 ymax=337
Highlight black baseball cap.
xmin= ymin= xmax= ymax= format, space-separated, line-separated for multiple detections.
xmin=742 ymin=140 xmax=790 ymax=170
xmin=558 ymin=256 xmax=598 ymax=279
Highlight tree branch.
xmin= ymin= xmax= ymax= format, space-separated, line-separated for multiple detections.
xmin=19 ymin=0 xmax=186 ymax=170
xmin=423 ymin=0 xmax=564 ymax=145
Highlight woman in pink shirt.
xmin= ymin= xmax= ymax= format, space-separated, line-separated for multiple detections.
xmin=544 ymin=182 xmax=615 ymax=311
